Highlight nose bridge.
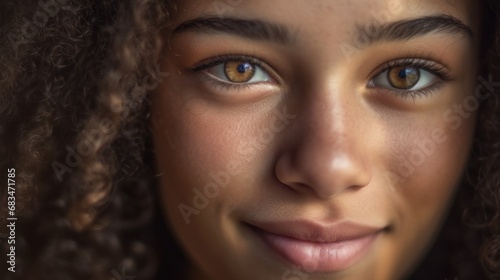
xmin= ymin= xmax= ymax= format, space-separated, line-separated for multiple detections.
xmin=307 ymin=86 xmax=365 ymax=168
xmin=300 ymin=75 xmax=362 ymax=155
xmin=307 ymin=88 xmax=352 ymax=148
xmin=275 ymin=81 xmax=371 ymax=199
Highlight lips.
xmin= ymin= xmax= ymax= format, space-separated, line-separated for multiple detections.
xmin=246 ymin=220 xmax=383 ymax=272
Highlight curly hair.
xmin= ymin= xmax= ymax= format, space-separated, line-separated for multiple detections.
xmin=1 ymin=0 xmax=174 ymax=279
xmin=0 ymin=0 xmax=499 ymax=279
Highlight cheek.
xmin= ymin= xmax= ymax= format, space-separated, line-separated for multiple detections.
xmin=369 ymin=102 xmax=476 ymax=278
xmin=381 ymin=104 xmax=475 ymax=268
xmin=151 ymin=86 xmax=275 ymax=220
xmin=384 ymin=108 xmax=476 ymax=216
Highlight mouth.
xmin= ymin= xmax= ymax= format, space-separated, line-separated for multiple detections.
xmin=245 ymin=219 xmax=384 ymax=273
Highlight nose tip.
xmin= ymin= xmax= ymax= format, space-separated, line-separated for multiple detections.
xmin=275 ymin=145 xmax=372 ymax=199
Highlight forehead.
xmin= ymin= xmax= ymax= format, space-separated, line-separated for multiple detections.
xmin=169 ymin=0 xmax=480 ymax=31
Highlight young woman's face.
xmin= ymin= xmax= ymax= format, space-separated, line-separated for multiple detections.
xmin=151 ymin=0 xmax=481 ymax=279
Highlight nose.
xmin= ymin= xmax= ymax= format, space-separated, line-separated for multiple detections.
xmin=275 ymin=87 xmax=372 ymax=199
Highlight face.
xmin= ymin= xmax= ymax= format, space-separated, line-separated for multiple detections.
xmin=151 ymin=0 xmax=481 ymax=279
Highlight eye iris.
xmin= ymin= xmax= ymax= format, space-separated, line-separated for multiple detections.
xmin=388 ymin=66 xmax=420 ymax=89
xmin=224 ymin=61 xmax=256 ymax=83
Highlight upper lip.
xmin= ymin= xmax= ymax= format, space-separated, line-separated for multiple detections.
xmin=246 ymin=219 xmax=384 ymax=243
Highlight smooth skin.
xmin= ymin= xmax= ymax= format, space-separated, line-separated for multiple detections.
xmin=151 ymin=0 xmax=481 ymax=279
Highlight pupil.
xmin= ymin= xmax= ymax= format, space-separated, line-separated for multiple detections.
xmin=398 ymin=70 xmax=408 ymax=79
xmin=237 ymin=63 xmax=251 ymax=73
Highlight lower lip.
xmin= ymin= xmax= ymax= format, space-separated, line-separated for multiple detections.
xmin=251 ymin=226 xmax=379 ymax=272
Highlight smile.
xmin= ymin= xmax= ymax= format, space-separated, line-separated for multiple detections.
xmin=246 ymin=219 xmax=384 ymax=272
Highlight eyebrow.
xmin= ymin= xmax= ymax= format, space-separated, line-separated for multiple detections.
xmin=172 ymin=14 xmax=473 ymax=46
xmin=172 ymin=16 xmax=294 ymax=44
xmin=356 ymin=14 xmax=473 ymax=47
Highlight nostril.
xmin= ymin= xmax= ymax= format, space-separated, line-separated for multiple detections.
xmin=274 ymin=145 xmax=372 ymax=199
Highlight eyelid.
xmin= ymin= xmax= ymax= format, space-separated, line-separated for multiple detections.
xmin=190 ymin=54 xmax=281 ymax=86
xmin=370 ymin=68 xmax=438 ymax=91
xmin=369 ymin=57 xmax=453 ymax=82
xmin=191 ymin=55 xmax=269 ymax=74
xmin=366 ymin=57 xmax=454 ymax=100
xmin=187 ymin=54 xmax=285 ymax=100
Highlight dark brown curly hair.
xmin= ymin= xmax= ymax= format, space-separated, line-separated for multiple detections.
xmin=1 ymin=0 xmax=500 ymax=279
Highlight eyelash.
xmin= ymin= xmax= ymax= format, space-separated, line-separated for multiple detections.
xmin=190 ymin=55 xmax=275 ymax=91
xmin=190 ymin=55 xmax=452 ymax=99
xmin=371 ymin=57 xmax=453 ymax=99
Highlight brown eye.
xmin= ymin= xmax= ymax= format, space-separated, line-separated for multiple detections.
xmin=387 ymin=66 xmax=420 ymax=89
xmin=224 ymin=61 xmax=256 ymax=83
